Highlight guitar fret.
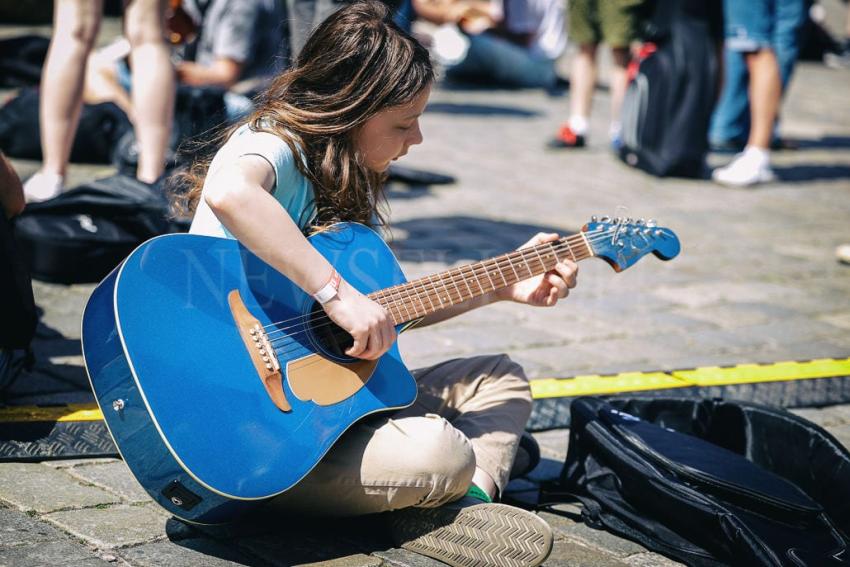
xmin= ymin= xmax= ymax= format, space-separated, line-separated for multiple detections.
xmin=493 ymin=258 xmax=509 ymax=287
xmin=470 ymin=263 xmax=486 ymax=295
xmin=449 ymin=268 xmax=464 ymax=304
xmin=507 ymin=254 xmax=521 ymax=282
xmin=408 ymin=281 xmax=429 ymax=318
xmin=459 ymin=266 xmax=474 ymax=300
xmin=560 ymin=240 xmax=577 ymax=262
xmin=397 ymin=284 xmax=414 ymax=321
xmin=438 ymin=273 xmax=455 ymax=306
xmin=532 ymin=246 xmax=548 ymax=272
xmin=519 ymin=250 xmax=534 ymax=278
xmin=427 ymin=274 xmax=445 ymax=308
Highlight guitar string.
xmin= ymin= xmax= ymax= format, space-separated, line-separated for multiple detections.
xmin=262 ymin=234 xmax=601 ymax=345
xmin=268 ymin=245 xmax=599 ymax=370
xmin=261 ymin=228 xmax=643 ymax=344
xmin=266 ymin=245 xmax=599 ymax=361
xmin=260 ymin=231 xmax=626 ymax=358
xmin=259 ymin=229 xmax=621 ymax=338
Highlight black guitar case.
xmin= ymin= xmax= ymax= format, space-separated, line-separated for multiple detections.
xmin=557 ymin=397 xmax=850 ymax=566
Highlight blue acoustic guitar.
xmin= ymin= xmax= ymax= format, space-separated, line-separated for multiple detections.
xmin=81 ymin=217 xmax=679 ymax=524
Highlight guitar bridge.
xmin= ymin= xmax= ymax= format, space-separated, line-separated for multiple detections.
xmin=228 ymin=290 xmax=291 ymax=412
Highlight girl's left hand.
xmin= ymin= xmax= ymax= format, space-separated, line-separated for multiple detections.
xmin=495 ymin=233 xmax=578 ymax=306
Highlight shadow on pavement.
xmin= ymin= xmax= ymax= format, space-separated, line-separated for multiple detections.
xmin=168 ymin=512 xmax=394 ymax=565
xmin=789 ymin=136 xmax=850 ymax=150
xmin=775 ymin=163 xmax=850 ymax=182
xmin=1 ymin=319 xmax=89 ymax=404
xmin=426 ymin=101 xmax=540 ymax=118
xmin=390 ymin=216 xmax=573 ymax=264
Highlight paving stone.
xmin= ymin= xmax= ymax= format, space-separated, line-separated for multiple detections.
xmin=118 ymin=538 xmax=257 ymax=567
xmin=624 ymin=552 xmax=685 ymax=566
xmin=0 ymin=540 xmax=107 ymax=566
xmin=44 ymin=458 xmax=121 ymax=470
xmin=0 ymin=463 xmax=118 ymax=513
xmin=0 ymin=506 xmax=65 ymax=547
xmin=44 ymin=504 xmax=171 ymax=549
xmin=299 ymin=555 xmax=384 ymax=567
xmin=546 ymin=514 xmax=646 ymax=557
xmin=238 ymin=526 xmax=386 ymax=566
xmin=819 ymin=311 xmax=850 ymax=331
xmin=66 ymin=461 xmax=152 ymax=504
xmin=544 ymin=540 xmax=630 ymax=567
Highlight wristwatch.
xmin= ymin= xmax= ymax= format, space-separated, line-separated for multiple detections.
xmin=313 ymin=269 xmax=341 ymax=304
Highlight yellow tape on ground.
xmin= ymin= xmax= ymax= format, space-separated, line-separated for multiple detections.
xmin=530 ymin=358 xmax=850 ymax=399
xmin=2 ymin=358 xmax=849 ymax=418
xmin=0 ymin=403 xmax=103 ymax=423
xmin=531 ymin=372 xmax=688 ymax=399
xmin=673 ymin=358 xmax=850 ymax=387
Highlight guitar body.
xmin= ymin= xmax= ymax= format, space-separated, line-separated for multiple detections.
xmin=82 ymin=223 xmax=417 ymax=524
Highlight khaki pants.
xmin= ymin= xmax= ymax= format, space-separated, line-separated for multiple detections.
xmin=271 ymin=354 xmax=532 ymax=517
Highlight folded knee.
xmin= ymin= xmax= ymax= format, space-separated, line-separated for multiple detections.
xmin=390 ymin=416 xmax=476 ymax=504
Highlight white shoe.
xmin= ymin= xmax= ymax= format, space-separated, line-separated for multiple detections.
xmin=837 ymin=244 xmax=850 ymax=265
xmin=432 ymin=24 xmax=470 ymax=66
xmin=23 ymin=172 xmax=65 ymax=203
xmin=712 ymin=148 xmax=776 ymax=187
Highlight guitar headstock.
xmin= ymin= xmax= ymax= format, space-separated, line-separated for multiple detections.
xmin=582 ymin=216 xmax=680 ymax=272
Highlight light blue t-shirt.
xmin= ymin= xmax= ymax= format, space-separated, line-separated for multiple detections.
xmin=189 ymin=123 xmax=317 ymax=238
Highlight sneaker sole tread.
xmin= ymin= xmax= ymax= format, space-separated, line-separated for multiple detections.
xmin=395 ymin=503 xmax=553 ymax=567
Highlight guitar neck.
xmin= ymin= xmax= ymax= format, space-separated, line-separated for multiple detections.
xmin=369 ymin=232 xmax=595 ymax=326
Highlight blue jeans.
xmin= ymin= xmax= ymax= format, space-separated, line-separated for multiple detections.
xmin=446 ymin=32 xmax=557 ymax=89
xmin=709 ymin=0 xmax=807 ymax=144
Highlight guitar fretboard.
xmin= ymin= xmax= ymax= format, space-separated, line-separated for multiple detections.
xmin=369 ymin=233 xmax=594 ymax=325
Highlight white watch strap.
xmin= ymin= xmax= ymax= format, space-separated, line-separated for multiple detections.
xmin=313 ymin=270 xmax=341 ymax=304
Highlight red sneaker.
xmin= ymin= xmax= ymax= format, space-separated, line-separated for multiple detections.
xmin=548 ymin=124 xmax=586 ymax=148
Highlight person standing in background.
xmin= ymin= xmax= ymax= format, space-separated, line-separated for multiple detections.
xmin=549 ymin=0 xmax=644 ymax=150
xmin=710 ymin=0 xmax=807 ymax=187
xmin=23 ymin=0 xmax=175 ymax=202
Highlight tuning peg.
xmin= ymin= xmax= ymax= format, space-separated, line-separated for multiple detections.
xmin=636 ymin=218 xmax=645 ymax=225
xmin=591 ymin=215 xmax=598 ymax=222
xmin=625 ymin=217 xmax=633 ymax=224
xmin=646 ymin=219 xmax=657 ymax=227
xmin=600 ymin=215 xmax=611 ymax=222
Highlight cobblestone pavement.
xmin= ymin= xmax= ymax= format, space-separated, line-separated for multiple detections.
xmin=2 ymin=7 xmax=850 ymax=566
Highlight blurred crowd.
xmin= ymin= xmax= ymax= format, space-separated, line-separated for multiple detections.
xmin=1 ymin=0 xmax=849 ymax=258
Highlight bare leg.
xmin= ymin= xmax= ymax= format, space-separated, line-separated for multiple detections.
xmin=472 ymin=468 xmax=497 ymax=499
xmin=744 ymin=48 xmax=781 ymax=150
xmin=609 ymin=47 xmax=630 ymax=126
xmin=569 ymin=44 xmax=598 ymax=123
xmin=83 ymin=39 xmax=135 ymax=118
xmin=124 ymin=0 xmax=174 ymax=183
xmin=39 ymin=0 xmax=103 ymax=177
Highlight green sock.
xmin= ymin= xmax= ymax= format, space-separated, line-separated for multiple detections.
xmin=465 ymin=484 xmax=493 ymax=503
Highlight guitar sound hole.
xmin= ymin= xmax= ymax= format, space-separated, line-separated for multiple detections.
xmin=308 ymin=302 xmax=356 ymax=362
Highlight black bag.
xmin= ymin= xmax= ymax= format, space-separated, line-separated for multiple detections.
xmin=0 ymin=88 xmax=132 ymax=163
xmin=618 ymin=0 xmax=722 ymax=177
xmin=112 ymin=85 xmax=228 ymax=175
xmin=0 ymin=35 xmax=50 ymax=88
xmin=0 ymin=211 xmax=37 ymax=350
xmin=13 ymin=174 xmax=187 ymax=284
xmin=559 ymin=397 xmax=850 ymax=566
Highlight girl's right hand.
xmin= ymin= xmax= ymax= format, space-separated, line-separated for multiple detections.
xmin=322 ymin=279 xmax=397 ymax=360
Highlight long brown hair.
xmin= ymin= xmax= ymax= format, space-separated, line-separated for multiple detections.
xmin=172 ymin=0 xmax=434 ymax=229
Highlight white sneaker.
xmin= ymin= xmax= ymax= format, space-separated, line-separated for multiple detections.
xmin=432 ymin=24 xmax=470 ymax=66
xmin=23 ymin=172 xmax=65 ymax=203
xmin=712 ymin=147 xmax=776 ymax=187
xmin=837 ymin=244 xmax=850 ymax=265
